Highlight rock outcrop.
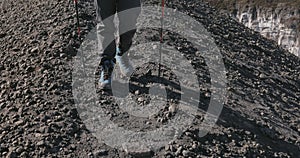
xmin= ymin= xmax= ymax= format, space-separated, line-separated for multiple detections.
xmin=204 ymin=0 xmax=300 ymax=56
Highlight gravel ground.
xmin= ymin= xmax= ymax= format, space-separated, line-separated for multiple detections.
xmin=0 ymin=0 xmax=299 ymax=157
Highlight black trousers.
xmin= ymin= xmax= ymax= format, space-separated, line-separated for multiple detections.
xmin=95 ymin=0 xmax=141 ymax=63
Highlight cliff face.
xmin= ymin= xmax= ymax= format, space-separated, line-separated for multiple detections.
xmin=234 ymin=4 xmax=299 ymax=56
xmin=204 ymin=0 xmax=300 ymax=57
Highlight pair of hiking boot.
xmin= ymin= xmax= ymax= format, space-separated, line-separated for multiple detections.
xmin=99 ymin=48 xmax=133 ymax=89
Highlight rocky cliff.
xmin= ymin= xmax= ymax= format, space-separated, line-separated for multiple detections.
xmin=204 ymin=0 xmax=300 ymax=56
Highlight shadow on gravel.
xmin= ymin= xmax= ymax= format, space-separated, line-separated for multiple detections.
xmin=95 ymin=60 xmax=299 ymax=157
xmin=215 ymin=107 xmax=300 ymax=157
xmin=90 ymin=27 xmax=300 ymax=157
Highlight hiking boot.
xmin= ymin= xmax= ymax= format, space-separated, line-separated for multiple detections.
xmin=99 ymin=59 xmax=115 ymax=89
xmin=115 ymin=47 xmax=133 ymax=77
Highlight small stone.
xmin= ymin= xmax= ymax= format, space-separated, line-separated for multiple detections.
xmin=192 ymin=144 xmax=197 ymax=149
xmin=59 ymin=53 xmax=66 ymax=58
xmin=94 ymin=149 xmax=108 ymax=156
xmin=16 ymin=147 xmax=23 ymax=153
xmin=25 ymin=66 xmax=34 ymax=72
xmin=182 ymin=150 xmax=192 ymax=157
xmin=157 ymin=118 xmax=163 ymax=122
xmin=169 ymin=145 xmax=175 ymax=152
xmin=12 ymin=47 xmax=20 ymax=52
xmin=152 ymin=44 xmax=158 ymax=49
xmin=31 ymin=47 xmax=39 ymax=53
xmin=135 ymin=90 xmax=140 ymax=95
xmin=259 ymin=73 xmax=265 ymax=78
xmin=19 ymin=151 xmax=28 ymax=157
xmin=185 ymin=132 xmax=193 ymax=137
xmin=165 ymin=145 xmax=170 ymax=151
xmin=175 ymin=146 xmax=183 ymax=156
xmin=100 ymin=100 xmax=107 ymax=104
xmin=35 ymin=133 xmax=43 ymax=137
xmin=37 ymin=140 xmax=45 ymax=146
xmin=137 ymin=97 xmax=144 ymax=102
xmin=123 ymin=143 xmax=153 ymax=157
xmin=205 ymin=92 xmax=211 ymax=97
xmin=166 ymin=112 xmax=171 ymax=118
xmin=15 ymin=120 xmax=24 ymax=126
xmin=17 ymin=107 xmax=23 ymax=115
xmin=88 ymin=152 xmax=93 ymax=156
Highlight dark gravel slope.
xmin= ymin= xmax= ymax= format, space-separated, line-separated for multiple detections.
xmin=0 ymin=0 xmax=113 ymax=157
xmin=0 ymin=0 xmax=299 ymax=157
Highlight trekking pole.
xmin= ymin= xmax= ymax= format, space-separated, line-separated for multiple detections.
xmin=74 ymin=0 xmax=80 ymax=37
xmin=158 ymin=0 xmax=165 ymax=78
xmin=73 ymin=0 xmax=87 ymax=79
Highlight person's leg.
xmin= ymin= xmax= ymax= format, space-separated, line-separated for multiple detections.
xmin=114 ymin=0 xmax=140 ymax=77
xmin=95 ymin=0 xmax=117 ymax=88
xmin=95 ymin=0 xmax=117 ymax=62
xmin=117 ymin=0 xmax=141 ymax=55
